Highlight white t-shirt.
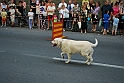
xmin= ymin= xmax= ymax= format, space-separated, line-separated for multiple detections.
xmin=9 ymin=9 xmax=15 ymax=16
xmin=28 ymin=12 xmax=34 ymax=19
xmin=58 ymin=2 xmax=67 ymax=8
xmin=47 ymin=6 xmax=55 ymax=15
xmin=59 ymin=8 xmax=69 ymax=18
xmin=1 ymin=4 xmax=7 ymax=9
xmin=40 ymin=6 xmax=46 ymax=14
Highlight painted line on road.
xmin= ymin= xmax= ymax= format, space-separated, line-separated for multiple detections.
xmin=53 ymin=57 xmax=124 ymax=70
xmin=22 ymin=54 xmax=124 ymax=70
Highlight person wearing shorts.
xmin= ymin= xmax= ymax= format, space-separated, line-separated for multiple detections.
xmin=103 ymin=11 xmax=110 ymax=35
xmin=112 ymin=15 xmax=119 ymax=35
xmin=1 ymin=8 xmax=7 ymax=27
xmin=47 ymin=2 xmax=56 ymax=29
xmin=9 ymin=6 xmax=15 ymax=27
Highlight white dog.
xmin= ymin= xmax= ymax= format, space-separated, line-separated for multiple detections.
xmin=51 ymin=38 xmax=98 ymax=65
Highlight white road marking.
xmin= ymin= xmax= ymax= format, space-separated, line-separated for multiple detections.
xmin=53 ymin=57 xmax=124 ymax=70
xmin=22 ymin=54 xmax=124 ymax=70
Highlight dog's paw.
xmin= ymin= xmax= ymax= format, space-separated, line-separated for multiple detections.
xmin=86 ymin=63 xmax=91 ymax=65
xmin=65 ymin=61 xmax=70 ymax=64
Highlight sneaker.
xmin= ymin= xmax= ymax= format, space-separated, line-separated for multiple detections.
xmin=107 ymin=30 xmax=109 ymax=32
xmin=101 ymin=30 xmax=103 ymax=32
xmin=93 ymin=29 xmax=96 ymax=31
xmin=1 ymin=25 xmax=3 ymax=27
xmin=4 ymin=25 xmax=6 ymax=27
xmin=63 ymin=29 xmax=65 ymax=31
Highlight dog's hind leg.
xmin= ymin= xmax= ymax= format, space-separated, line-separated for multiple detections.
xmin=88 ymin=51 xmax=94 ymax=65
xmin=84 ymin=55 xmax=90 ymax=65
xmin=65 ymin=53 xmax=71 ymax=63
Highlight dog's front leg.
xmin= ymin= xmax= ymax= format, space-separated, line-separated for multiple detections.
xmin=61 ymin=52 xmax=65 ymax=59
xmin=65 ymin=53 xmax=71 ymax=63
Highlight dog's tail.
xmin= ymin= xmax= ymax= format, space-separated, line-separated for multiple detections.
xmin=91 ymin=38 xmax=98 ymax=47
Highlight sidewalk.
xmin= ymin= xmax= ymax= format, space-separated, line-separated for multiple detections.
xmin=1 ymin=23 xmax=123 ymax=36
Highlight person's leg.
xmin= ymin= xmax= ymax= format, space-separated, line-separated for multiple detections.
xmin=1 ymin=19 xmax=3 ymax=27
xmin=114 ymin=26 xmax=117 ymax=35
xmin=91 ymin=24 xmax=94 ymax=31
xmin=31 ymin=19 xmax=33 ymax=29
xmin=29 ymin=19 xmax=31 ymax=29
xmin=47 ymin=16 xmax=50 ymax=30
xmin=80 ymin=23 xmax=83 ymax=33
xmin=4 ymin=20 xmax=6 ymax=27
xmin=103 ymin=22 xmax=107 ymax=35
xmin=63 ymin=18 xmax=67 ymax=31
xmin=112 ymin=27 xmax=114 ymax=35
xmin=69 ymin=16 xmax=72 ymax=29
xmin=94 ymin=24 xmax=97 ymax=31
xmin=66 ymin=18 xmax=69 ymax=28
xmin=11 ymin=16 xmax=15 ymax=26
xmin=85 ymin=22 xmax=87 ymax=33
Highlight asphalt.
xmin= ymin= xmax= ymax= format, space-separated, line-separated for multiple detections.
xmin=0 ymin=26 xmax=124 ymax=83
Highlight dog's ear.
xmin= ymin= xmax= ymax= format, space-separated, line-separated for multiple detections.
xmin=56 ymin=38 xmax=63 ymax=47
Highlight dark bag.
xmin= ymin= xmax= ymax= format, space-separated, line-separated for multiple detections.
xmin=120 ymin=8 xmax=124 ymax=20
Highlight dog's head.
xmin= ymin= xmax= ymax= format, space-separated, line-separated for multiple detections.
xmin=51 ymin=38 xmax=63 ymax=47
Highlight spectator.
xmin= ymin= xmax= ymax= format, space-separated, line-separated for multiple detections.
xmin=30 ymin=0 xmax=37 ymax=26
xmin=21 ymin=0 xmax=27 ymax=16
xmin=16 ymin=1 xmax=24 ymax=26
xmin=112 ymin=15 xmax=119 ymax=35
xmin=72 ymin=12 xmax=79 ymax=32
xmin=28 ymin=8 xmax=34 ymax=29
xmin=89 ymin=0 xmax=94 ymax=12
xmin=72 ymin=0 xmax=79 ymax=8
xmin=101 ymin=0 xmax=113 ymax=32
xmin=66 ymin=0 xmax=74 ymax=29
xmin=46 ymin=0 xmax=55 ymax=9
xmin=103 ymin=10 xmax=110 ymax=35
xmin=1 ymin=8 xmax=7 ymax=27
xmin=91 ymin=2 xmax=100 ymax=32
xmin=8 ymin=0 xmax=15 ymax=26
xmin=1 ymin=1 xmax=7 ymax=10
xmin=80 ymin=5 xmax=88 ymax=33
xmin=8 ymin=0 xmax=15 ymax=7
xmin=9 ymin=6 xmax=15 ymax=27
xmin=58 ymin=0 xmax=67 ymax=11
xmin=119 ymin=0 xmax=123 ymax=9
xmin=73 ymin=2 xmax=79 ymax=14
xmin=39 ymin=1 xmax=47 ymax=30
xmin=118 ymin=5 xmax=124 ymax=36
xmin=112 ymin=2 xmax=119 ymax=17
xmin=47 ymin=1 xmax=55 ymax=30
xmin=73 ymin=0 xmax=79 ymax=7
xmin=59 ymin=5 xmax=69 ymax=31
xmin=0 ymin=3 xmax=2 ymax=24
xmin=90 ymin=2 xmax=96 ymax=13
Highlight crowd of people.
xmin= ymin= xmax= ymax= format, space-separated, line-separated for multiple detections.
xmin=0 ymin=0 xmax=124 ymax=36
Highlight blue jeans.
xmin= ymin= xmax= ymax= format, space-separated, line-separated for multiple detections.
xmin=66 ymin=14 xmax=72 ymax=28
xmin=104 ymin=22 xmax=109 ymax=30
xmin=29 ymin=19 xmax=33 ymax=29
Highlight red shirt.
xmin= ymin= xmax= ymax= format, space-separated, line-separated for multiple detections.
xmin=112 ymin=6 xmax=119 ymax=16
